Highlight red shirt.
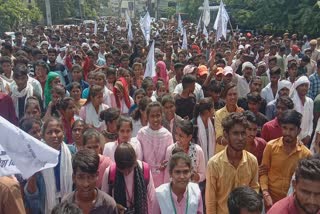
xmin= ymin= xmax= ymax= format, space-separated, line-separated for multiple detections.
xmin=261 ymin=118 xmax=282 ymax=143
xmin=0 ymin=93 xmax=18 ymax=126
xmin=267 ymin=195 xmax=320 ymax=214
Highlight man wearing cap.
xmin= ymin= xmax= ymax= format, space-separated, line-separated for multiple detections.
xmin=285 ymin=45 xmax=300 ymax=72
xmin=173 ymin=65 xmax=204 ymax=102
xmin=310 ymin=39 xmax=320 ymax=62
xmin=233 ymin=61 xmax=255 ymax=98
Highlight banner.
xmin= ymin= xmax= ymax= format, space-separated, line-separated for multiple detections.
xmin=0 ymin=116 xmax=59 ymax=179
xmin=144 ymin=41 xmax=156 ymax=78
xmin=213 ymin=0 xmax=230 ymax=42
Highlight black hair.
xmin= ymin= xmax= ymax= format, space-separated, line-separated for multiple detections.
xmin=0 ymin=56 xmax=12 ymax=65
xmin=243 ymin=110 xmax=258 ymax=124
xmin=42 ymin=117 xmax=63 ymax=136
xmin=71 ymin=119 xmax=87 ymax=131
xmin=193 ymin=98 xmax=213 ymax=119
xmin=19 ymin=117 xmax=42 ymax=133
xmin=71 ymin=64 xmax=83 ymax=73
xmin=84 ymin=85 xmax=103 ymax=105
xmin=276 ymin=96 xmax=294 ymax=110
xmin=146 ymin=101 xmax=162 ymax=117
xmin=177 ymin=119 xmax=194 ymax=136
xmin=82 ymin=128 xmax=100 ymax=146
xmin=113 ymin=143 xmax=148 ymax=213
xmin=168 ymin=152 xmax=192 ymax=174
xmin=132 ymin=96 xmax=152 ymax=121
xmin=13 ymin=64 xmax=28 ymax=77
xmin=48 ymin=48 xmax=57 ymax=55
xmin=221 ymin=82 xmax=237 ymax=99
xmin=161 ymin=94 xmax=175 ymax=106
xmin=51 ymin=201 xmax=83 ymax=214
xmin=141 ymin=78 xmax=153 ymax=91
xmin=228 ymin=186 xmax=263 ymax=214
xmin=116 ymin=116 xmax=133 ymax=131
xmin=106 ymin=67 xmax=116 ymax=77
xmin=99 ymin=107 xmax=120 ymax=124
xmin=222 ymin=112 xmax=248 ymax=133
xmin=278 ymin=109 xmax=302 ymax=128
xmin=35 ymin=60 xmax=50 ymax=74
xmin=207 ymin=83 xmax=221 ymax=95
xmin=317 ymin=59 xmax=320 ymax=68
xmin=269 ymin=66 xmax=281 ymax=76
xmin=133 ymin=88 xmax=146 ymax=99
xmin=182 ymin=74 xmax=196 ymax=89
xmin=295 ymin=155 xmax=320 ymax=182
xmin=56 ymin=97 xmax=74 ymax=111
xmin=249 ymin=76 xmax=262 ymax=85
xmin=72 ymin=148 xmax=99 ymax=175
xmin=247 ymin=92 xmax=262 ymax=103
xmin=69 ymin=82 xmax=82 ymax=91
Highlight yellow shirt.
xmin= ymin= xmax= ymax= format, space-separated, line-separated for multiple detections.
xmin=259 ymin=137 xmax=312 ymax=202
xmin=214 ymin=106 xmax=244 ymax=154
xmin=205 ymin=147 xmax=259 ymax=214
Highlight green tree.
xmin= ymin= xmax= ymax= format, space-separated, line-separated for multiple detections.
xmin=0 ymin=0 xmax=42 ymax=34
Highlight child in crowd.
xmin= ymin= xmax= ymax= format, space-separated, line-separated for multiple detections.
xmin=151 ymin=80 xmax=167 ymax=102
xmin=131 ymin=96 xmax=152 ymax=137
xmin=128 ymin=88 xmax=146 ymax=115
xmin=94 ymin=71 xmax=116 ymax=108
xmin=141 ymin=77 xmax=154 ymax=98
xmin=103 ymin=116 xmax=142 ymax=161
xmin=81 ymin=71 xmax=95 ymax=99
xmin=99 ymin=107 xmax=120 ymax=143
xmin=105 ymin=67 xmax=116 ymax=91
xmin=137 ymin=101 xmax=174 ymax=188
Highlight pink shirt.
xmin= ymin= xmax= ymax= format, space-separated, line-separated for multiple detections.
xmin=102 ymin=138 xmax=143 ymax=162
xmin=101 ymin=160 xmax=155 ymax=214
xmin=97 ymin=155 xmax=112 ymax=189
xmin=164 ymin=143 xmax=206 ymax=183
xmin=137 ymin=126 xmax=174 ymax=188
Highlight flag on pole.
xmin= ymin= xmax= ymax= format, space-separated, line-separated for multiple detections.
xmin=94 ymin=20 xmax=98 ymax=34
xmin=202 ymin=0 xmax=210 ymax=26
xmin=213 ymin=0 xmax=229 ymax=42
xmin=203 ymin=25 xmax=208 ymax=42
xmin=196 ymin=16 xmax=202 ymax=34
xmin=140 ymin=12 xmax=152 ymax=45
xmin=103 ymin=24 xmax=108 ymax=32
xmin=128 ymin=23 xmax=133 ymax=46
xmin=182 ymin=28 xmax=188 ymax=50
xmin=0 ymin=116 xmax=59 ymax=179
xmin=144 ymin=41 xmax=156 ymax=78
xmin=125 ymin=10 xmax=132 ymax=30
xmin=178 ymin=13 xmax=183 ymax=35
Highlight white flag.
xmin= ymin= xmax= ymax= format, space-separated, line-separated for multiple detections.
xmin=103 ymin=24 xmax=108 ymax=32
xmin=144 ymin=41 xmax=156 ymax=78
xmin=140 ymin=12 xmax=152 ymax=45
xmin=94 ymin=20 xmax=98 ymax=34
xmin=213 ymin=0 xmax=229 ymax=42
xmin=0 ymin=116 xmax=59 ymax=179
xmin=125 ymin=10 xmax=132 ymax=30
xmin=202 ymin=0 xmax=210 ymax=26
xmin=182 ymin=28 xmax=188 ymax=50
xmin=196 ymin=16 xmax=202 ymax=34
xmin=128 ymin=23 xmax=133 ymax=46
xmin=178 ymin=13 xmax=183 ymax=35
xmin=203 ymin=25 xmax=209 ymax=42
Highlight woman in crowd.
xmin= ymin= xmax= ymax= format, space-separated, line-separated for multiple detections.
xmin=79 ymin=85 xmax=109 ymax=131
xmin=57 ymin=97 xmax=77 ymax=144
xmin=137 ymin=101 xmax=173 ymax=188
xmin=113 ymin=77 xmax=134 ymax=115
xmin=131 ymin=96 xmax=152 ymax=137
xmin=94 ymin=71 xmax=116 ymax=108
xmin=103 ymin=116 xmax=143 ymax=161
xmin=100 ymin=107 xmax=120 ymax=143
xmin=69 ymin=82 xmax=86 ymax=115
xmin=101 ymin=143 xmax=155 ymax=214
xmin=69 ymin=119 xmax=86 ymax=153
xmin=164 ymin=120 xmax=206 ymax=183
xmin=24 ymin=96 xmax=42 ymax=120
xmin=44 ymin=71 xmax=62 ymax=108
xmin=82 ymin=128 xmax=112 ymax=188
xmin=193 ymin=98 xmax=216 ymax=164
xmin=154 ymin=151 xmax=203 ymax=214
xmin=24 ymin=117 xmax=73 ymax=213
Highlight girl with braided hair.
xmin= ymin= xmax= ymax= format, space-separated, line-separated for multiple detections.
xmin=101 ymin=143 xmax=155 ymax=214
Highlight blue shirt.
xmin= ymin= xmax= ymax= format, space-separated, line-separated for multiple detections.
xmin=308 ymin=72 xmax=320 ymax=100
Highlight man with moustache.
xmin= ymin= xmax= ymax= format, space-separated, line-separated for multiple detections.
xmin=260 ymin=110 xmax=312 ymax=211
xmin=268 ymin=155 xmax=320 ymax=214
xmin=206 ymin=112 xmax=260 ymax=214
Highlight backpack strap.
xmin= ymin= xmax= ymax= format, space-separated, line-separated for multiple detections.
xmin=142 ymin=161 xmax=150 ymax=186
xmin=108 ymin=163 xmax=117 ymax=195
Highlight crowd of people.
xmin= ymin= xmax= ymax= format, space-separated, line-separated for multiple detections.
xmin=0 ymin=16 xmax=320 ymax=214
